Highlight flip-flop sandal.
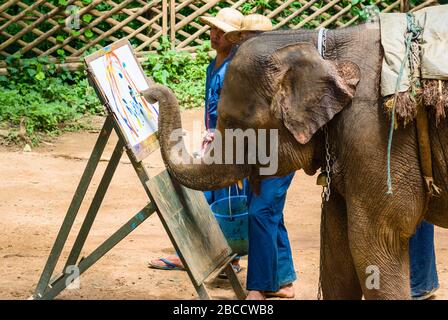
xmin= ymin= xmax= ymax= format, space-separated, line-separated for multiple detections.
xmin=148 ymin=258 xmax=185 ymax=271
xmin=218 ymin=264 xmax=242 ymax=279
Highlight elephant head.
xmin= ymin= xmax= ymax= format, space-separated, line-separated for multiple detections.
xmin=143 ymin=40 xmax=360 ymax=191
xmin=218 ymin=41 xmax=360 ymax=178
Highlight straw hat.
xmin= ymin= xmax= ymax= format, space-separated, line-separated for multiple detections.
xmin=224 ymin=14 xmax=273 ymax=44
xmin=200 ymin=8 xmax=244 ymax=33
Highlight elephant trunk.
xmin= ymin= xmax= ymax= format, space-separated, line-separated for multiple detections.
xmin=143 ymin=84 xmax=250 ymax=191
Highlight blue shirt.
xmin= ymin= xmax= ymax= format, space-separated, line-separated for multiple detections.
xmin=204 ymin=52 xmax=235 ymax=130
xmin=203 ymin=49 xmax=249 ymax=205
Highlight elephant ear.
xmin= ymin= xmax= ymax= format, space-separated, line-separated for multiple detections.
xmin=271 ymin=42 xmax=360 ymax=144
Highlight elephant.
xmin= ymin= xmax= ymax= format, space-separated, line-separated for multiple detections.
xmin=143 ymin=21 xmax=448 ymax=300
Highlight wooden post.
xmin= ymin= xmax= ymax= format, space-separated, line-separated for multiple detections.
xmin=400 ymin=0 xmax=410 ymax=12
xmin=170 ymin=0 xmax=176 ymax=49
xmin=162 ymin=0 xmax=168 ymax=37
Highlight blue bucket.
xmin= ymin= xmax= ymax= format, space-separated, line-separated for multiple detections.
xmin=211 ymin=195 xmax=249 ymax=256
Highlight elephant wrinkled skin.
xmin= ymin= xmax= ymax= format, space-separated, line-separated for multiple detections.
xmin=143 ymin=22 xmax=448 ymax=300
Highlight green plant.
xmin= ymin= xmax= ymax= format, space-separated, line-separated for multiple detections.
xmin=0 ymin=55 xmax=102 ymax=143
xmin=0 ymin=0 xmax=432 ymax=145
xmin=350 ymin=0 xmax=381 ymax=22
xmin=143 ymin=37 xmax=211 ymax=110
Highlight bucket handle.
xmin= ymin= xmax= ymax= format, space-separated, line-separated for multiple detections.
xmin=228 ymin=186 xmax=233 ymax=219
xmin=228 ymin=183 xmax=241 ymax=219
xmin=228 ymin=182 xmax=245 ymax=219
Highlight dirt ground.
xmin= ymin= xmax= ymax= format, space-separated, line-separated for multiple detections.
xmin=1 ymin=108 xmax=448 ymax=300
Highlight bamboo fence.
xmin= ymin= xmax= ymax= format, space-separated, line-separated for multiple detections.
xmin=0 ymin=0 xmax=439 ymax=72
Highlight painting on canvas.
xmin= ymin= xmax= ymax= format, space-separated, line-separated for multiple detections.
xmin=85 ymin=39 xmax=159 ymax=161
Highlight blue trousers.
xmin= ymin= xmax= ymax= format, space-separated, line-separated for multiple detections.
xmin=246 ymin=173 xmax=297 ymax=292
xmin=409 ymin=220 xmax=439 ymax=297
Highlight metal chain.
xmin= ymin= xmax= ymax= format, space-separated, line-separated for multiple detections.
xmin=317 ymin=193 xmax=325 ymax=300
xmin=321 ymin=28 xmax=327 ymax=58
xmin=318 ymin=28 xmax=332 ymax=202
xmin=323 ymin=125 xmax=332 ymax=202
xmin=317 ymin=28 xmax=332 ymax=300
xmin=317 ymin=28 xmax=327 ymax=58
xmin=317 ymin=125 xmax=332 ymax=300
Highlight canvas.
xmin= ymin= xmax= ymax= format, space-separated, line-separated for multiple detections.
xmin=85 ymin=39 xmax=159 ymax=161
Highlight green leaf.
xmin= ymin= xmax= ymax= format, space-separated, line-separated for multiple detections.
xmin=82 ymin=14 xmax=93 ymax=23
xmin=8 ymin=67 xmax=18 ymax=74
xmin=37 ymin=56 xmax=49 ymax=64
xmin=161 ymin=70 xmax=169 ymax=85
xmin=350 ymin=6 xmax=361 ymax=16
xmin=26 ymin=68 xmax=37 ymax=77
xmin=58 ymin=0 xmax=68 ymax=5
xmin=56 ymin=35 xmax=65 ymax=42
xmin=35 ymin=71 xmax=45 ymax=81
xmin=57 ymin=49 xmax=66 ymax=56
xmin=153 ymin=63 xmax=162 ymax=71
xmin=6 ymin=54 xmax=20 ymax=66
xmin=351 ymin=0 xmax=360 ymax=5
xmin=71 ymin=30 xmax=81 ymax=37
xmin=84 ymin=29 xmax=94 ymax=38
xmin=82 ymin=0 xmax=93 ymax=4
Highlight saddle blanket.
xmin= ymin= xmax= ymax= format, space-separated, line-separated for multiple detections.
xmin=380 ymin=5 xmax=448 ymax=97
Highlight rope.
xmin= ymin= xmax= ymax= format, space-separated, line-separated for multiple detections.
xmin=386 ymin=13 xmax=422 ymax=195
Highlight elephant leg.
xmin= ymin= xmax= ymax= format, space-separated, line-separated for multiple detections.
xmin=320 ymin=192 xmax=362 ymax=300
xmin=347 ymin=207 xmax=412 ymax=300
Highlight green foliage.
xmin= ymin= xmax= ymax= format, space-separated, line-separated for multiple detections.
xmin=0 ymin=0 xmax=432 ymax=145
xmin=349 ymin=0 xmax=381 ymax=22
xmin=234 ymin=0 xmax=428 ymax=29
xmin=143 ymin=37 xmax=212 ymax=110
xmin=0 ymin=1 xmax=430 ymax=60
xmin=0 ymin=55 xmax=102 ymax=143
xmin=0 ymin=35 xmax=209 ymax=144
xmin=241 ymin=0 xmax=277 ymax=14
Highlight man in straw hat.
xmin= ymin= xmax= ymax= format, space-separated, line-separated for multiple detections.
xmin=224 ymin=13 xmax=273 ymax=45
xmin=148 ymin=7 xmax=248 ymax=273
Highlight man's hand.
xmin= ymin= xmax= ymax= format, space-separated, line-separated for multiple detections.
xmin=200 ymin=129 xmax=215 ymax=157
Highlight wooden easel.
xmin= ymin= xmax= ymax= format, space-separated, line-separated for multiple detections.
xmin=31 ymin=44 xmax=246 ymax=300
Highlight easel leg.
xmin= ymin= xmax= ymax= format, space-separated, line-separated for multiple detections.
xmin=64 ymin=140 xmax=124 ymax=268
xmin=195 ymin=283 xmax=211 ymax=300
xmin=224 ymin=263 xmax=247 ymax=300
xmin=34 ymin=116 xmax=113 ymax=298
xmin=39 ymin=203 xmax=156 ymax=300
